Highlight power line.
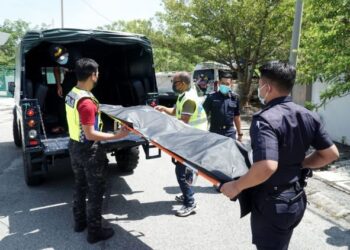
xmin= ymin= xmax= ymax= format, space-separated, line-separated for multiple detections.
xmin=80 ymin=0 xmax=113 ymax=24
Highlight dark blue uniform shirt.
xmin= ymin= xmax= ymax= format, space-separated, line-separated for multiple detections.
xmin=250 ymin=96 xmax=333 ymax=186
xmin=203 ymin=91 xmax=240 ymax=139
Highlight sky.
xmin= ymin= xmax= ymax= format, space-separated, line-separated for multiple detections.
xmin=0 ymin=0 xmax=164 ymax=29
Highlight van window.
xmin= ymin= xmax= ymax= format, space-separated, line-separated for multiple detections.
xmin=193 ymin=69 xmax=214 ymax=82
xmin=41 ymin=67 xmax=64 ymax=85
xmin=156 ymin=73 xmax=174 ymax=93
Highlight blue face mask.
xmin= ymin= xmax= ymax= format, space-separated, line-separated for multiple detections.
xmin=219 ymin=84 xmax=231 ymax=95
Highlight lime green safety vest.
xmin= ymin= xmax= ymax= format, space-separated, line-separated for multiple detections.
xmin=176 ymin=87 xmax=208 ymax=130
xmin=65 ymin=87 xmax=103 ymax=142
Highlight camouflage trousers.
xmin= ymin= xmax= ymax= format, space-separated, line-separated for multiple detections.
xmin=68 ymin=140 xmax=108 ymax=232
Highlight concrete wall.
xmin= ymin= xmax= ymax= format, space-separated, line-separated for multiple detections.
xmin=292 ymin=84 xmax=312 ymax=106
xmin=312 ymin=79 xmax=350 ymax=145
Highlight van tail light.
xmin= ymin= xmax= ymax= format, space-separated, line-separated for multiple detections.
xmin=29 ymin=139 xmax=39 ymax=146
xmin=22 ymin=99 xmax=42 ymax=147
xmin=28 ymin=129 xmax=38 ymax=139
xmin=27 ymin=119 xmax=36 ymax=128
xmin=26 ymin=108 xmax=35 ymax=117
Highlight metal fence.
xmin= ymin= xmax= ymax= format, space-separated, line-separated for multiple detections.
xmin=0 ymin=66 xmax=15 ymax=97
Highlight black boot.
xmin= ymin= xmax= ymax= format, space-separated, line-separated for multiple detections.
xmin=87 ymin=227 xmax=115 ymax=244
xmin=74 ymin=221 xmax=87 ymax=232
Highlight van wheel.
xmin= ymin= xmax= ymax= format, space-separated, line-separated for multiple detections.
xmin=23 ymin=153 xmax=45 ymax=186
xmin=115 ymin=147 xmax=139 ymax=172
xmin=13 ymin=110 xmax=22 ymax=147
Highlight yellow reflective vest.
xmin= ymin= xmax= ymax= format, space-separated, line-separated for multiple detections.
xmin=65 ymin=87 xmax=102 ymax=142
xmin=175 ymin=87 xmax=208 ymax=130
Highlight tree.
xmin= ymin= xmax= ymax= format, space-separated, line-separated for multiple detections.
xmin=160 ymin=0 xmax=296 ymax=106
xmin=0 ymin=19 xmax=30 ymax=66
xmin=98 ymin=19 xmax=200 ymax=72
xmin=0 ymin=19 xmax=58 ymax=67
xmin=298 ymin=0 xmax=350 ymax=107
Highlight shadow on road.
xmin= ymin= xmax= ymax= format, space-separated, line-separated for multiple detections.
xmin=163 ymin=185 xmax=218 ymax=195
xmin=324 ymin=226 xmax=350 ymax=249
xmin=0 ymin=141 xmax=22 ymax=175
xmin=105 ymin=166 xmax=178 ymax=221
xmin=0 ymin=159 xmax=154 ymax=249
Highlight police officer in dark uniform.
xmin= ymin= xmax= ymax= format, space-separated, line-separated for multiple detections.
xmin=203 ymin=71 xmax=243 ymax=141
xmin=221 ymin=61 xmax=339 ymax=249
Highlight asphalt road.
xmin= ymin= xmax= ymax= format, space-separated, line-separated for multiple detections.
xmin=0 ymin=98 xmax=349 ymax=250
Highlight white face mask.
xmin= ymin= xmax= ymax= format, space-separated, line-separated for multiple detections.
xmin=258 ymin=84 xmax=269 ymax=105
xmin=57 ymin=53 xmax=69 ymax=65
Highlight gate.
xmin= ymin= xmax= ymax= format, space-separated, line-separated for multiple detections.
xmin=0 ymin=66 xmax=15 ymax=97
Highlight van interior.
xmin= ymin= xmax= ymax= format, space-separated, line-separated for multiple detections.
xmin=24 ymin=40 xmax=157 ymax=137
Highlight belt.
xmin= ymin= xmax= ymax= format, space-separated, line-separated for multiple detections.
xmin=212 ymin=125 xmax=233 ymax=130
xmin=270 ymin=181 xmax=302 ymax=193
xmin=266 ymin=182 xmax=304 ymax=204
xmin=269 ymin=190 xmax=305 ymax=204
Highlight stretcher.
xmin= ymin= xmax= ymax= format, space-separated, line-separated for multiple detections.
xmin=100 ymin=104 xmax=252 ymax=217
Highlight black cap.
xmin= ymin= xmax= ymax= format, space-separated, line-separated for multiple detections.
xmin=220 ymin=71 xmax=233 ymax=79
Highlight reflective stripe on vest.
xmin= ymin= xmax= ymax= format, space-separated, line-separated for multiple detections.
xmin=175 ymin=87 xmax=208 ymax=130
xmin=65 ymin=87 xmax=103 ymax=142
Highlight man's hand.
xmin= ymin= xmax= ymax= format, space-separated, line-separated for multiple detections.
xmin=237 ymin=134 xmax=243 ymax=142
xmin=57 ymin=84 xmax=63 ymax=98
xmin=220 ymin=180 xmax=241 ymax=199
xmin=154 ymin=105 xmax=175 ymax=116
xmin=154 ymin=105 xmax=165 ymax=112
xmin=114 ymin=126 xmax=129 ymax=139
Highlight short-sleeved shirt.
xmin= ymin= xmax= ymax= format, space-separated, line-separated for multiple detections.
xmin=77 ymin=98 xmax=97 ymax=126
xmin=181 ymin=99 xmax=196 ymax=116
xmin=250 ymin=96 xmax=333 ymax=185
xmin=203 ymin=91 xmax=240 ymax=131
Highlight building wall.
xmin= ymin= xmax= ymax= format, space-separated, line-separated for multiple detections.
xmin=0 ymin=67 xmax=15 ymax=97
xmin=312 ymin=79 xmax=350 ymax=145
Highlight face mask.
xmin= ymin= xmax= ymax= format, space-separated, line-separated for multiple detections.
xmin=258 ymin=84 xmax=269 ymax=105
xmin=172 ymin=84 xmax=180 ymax=94
xmin=219 ymin=84 xmax=231 ymax=95
xmin=57 ymin=53 xmax=69 ymax=65
xmin=172 ymin=81 xmax=185 ymax=94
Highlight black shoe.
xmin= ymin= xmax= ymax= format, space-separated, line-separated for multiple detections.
xmin=175 ymin=194 xmax=184 ymax=203
xmin=87 ymin=227 xmax=115 ymax=244
xmin=74 ymin=221 xmax=87 ymax=232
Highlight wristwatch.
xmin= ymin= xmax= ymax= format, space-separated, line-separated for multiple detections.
xmin=238 ymin=133 xmax=243 ymax=136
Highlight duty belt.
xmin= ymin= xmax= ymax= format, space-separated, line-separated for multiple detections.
xmin=269 ymin=190 xmax=305 ymax=204
xmin=267 ymin=181 xmax=304 ymax=204
xmin=213 ymin=125 xmax=233 ymax=130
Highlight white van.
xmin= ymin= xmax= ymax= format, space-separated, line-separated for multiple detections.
xmin=156 ymin=71 xmax=205 ymax=106
xmin=192 ymin=61 xmax=237 ymax=94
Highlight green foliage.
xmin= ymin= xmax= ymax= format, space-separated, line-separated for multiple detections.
xmin=0 ymin=19 xmax=30 ymax=66
xmin=0 ymin=20 xmax=68 ymax=67
xmin=304 ymin=101 xmax=317 ymax=111
xmin=160 ymin=0 xmax=295 ymax=105
xmin=98 ymin=19 xmax=199 ymax=72
xmin=298 ymin=0 xmax=350 ymax=104
xmin=318 ymin=76 xmax=350 ymax=106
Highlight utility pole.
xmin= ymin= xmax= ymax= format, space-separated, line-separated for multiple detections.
xmin=289 ymin=0 xmax=303 ymax=67
xmin=290 ymin=0 xmax=308 ymax=105
xmin=61 ymin=0 xmax=64 ymax=28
